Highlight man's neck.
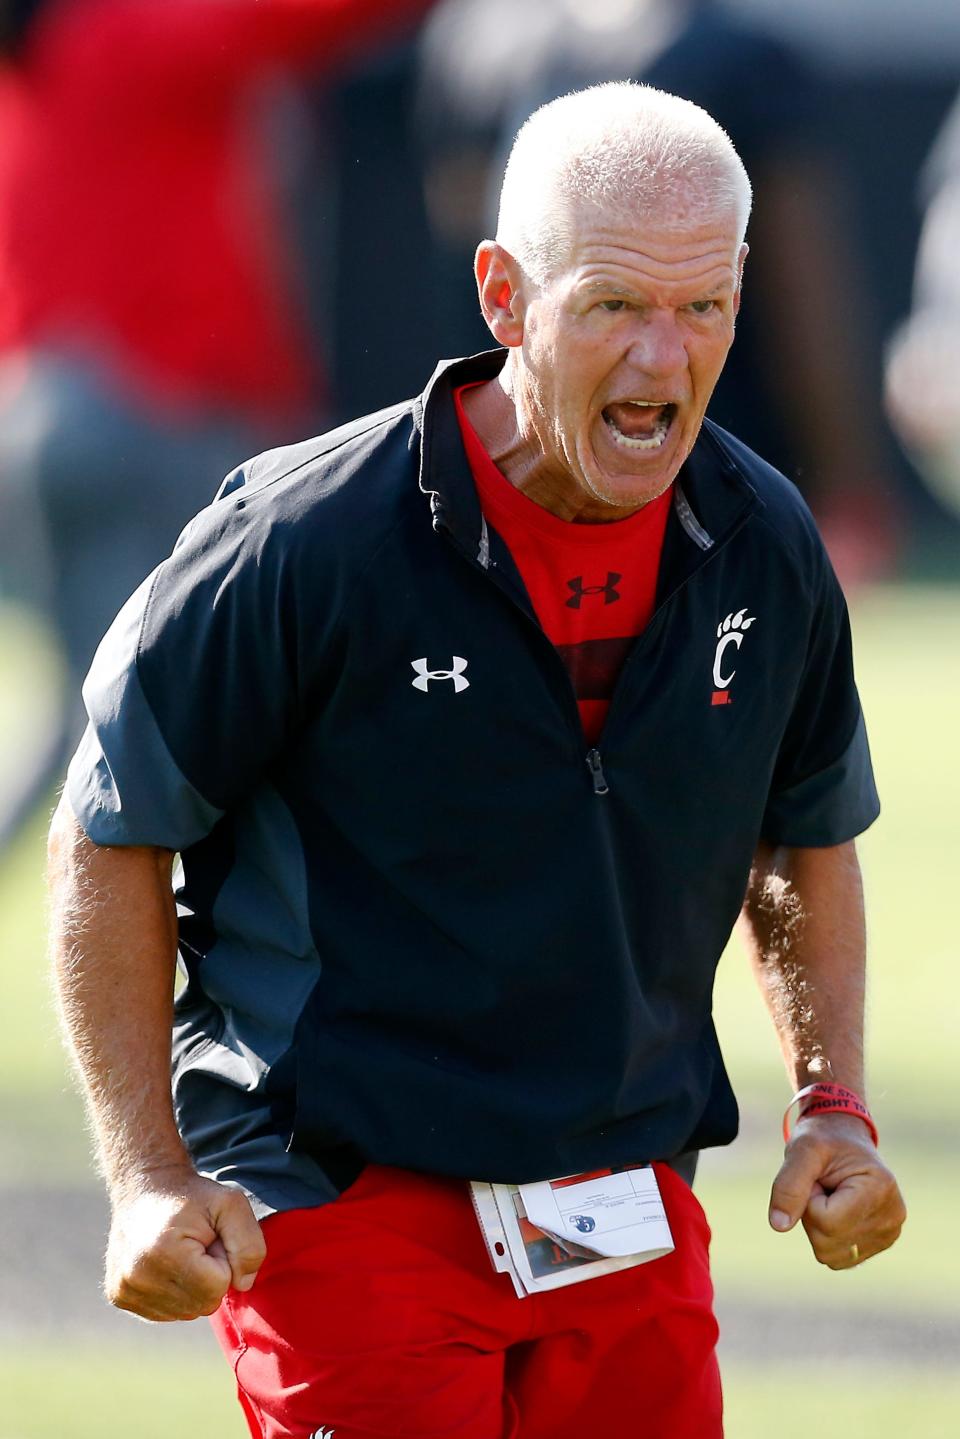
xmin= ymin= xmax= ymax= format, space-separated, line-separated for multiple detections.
xmin=460 ymin=372 xmax=646 ymax=525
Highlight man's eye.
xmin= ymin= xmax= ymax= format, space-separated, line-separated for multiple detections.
xmin=599 ymin=299 xmax=626 ymax=312
xmin=689 ymin=299 xmax=715 ymax=314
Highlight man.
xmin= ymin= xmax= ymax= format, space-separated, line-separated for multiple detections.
xmin=48 ymin=83 xmax=905 ymax=1438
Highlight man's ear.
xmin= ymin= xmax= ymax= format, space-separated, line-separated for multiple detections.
xmin=475 ymin=242 xmax=525 ymax=347
xmin=733 ymin=242 xmax=748 ymax=319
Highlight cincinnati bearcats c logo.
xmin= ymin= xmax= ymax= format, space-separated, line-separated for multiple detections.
xmin=712 ymin=609 xmax=756 ymax=703
xmin=411 ymin=656 xmax=470 ymax=693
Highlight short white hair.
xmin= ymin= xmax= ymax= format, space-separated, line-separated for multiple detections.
xmin=496 ymin=82 xmax=752 ymax=285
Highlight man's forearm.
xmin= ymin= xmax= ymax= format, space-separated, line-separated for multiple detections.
xmin=741 ymin=838 xmax=905 ymax=1265
xmin=47 ymin=797 xmax=266 ymax=1319
xmin=47 ymin=795 xmax=189 ymax=1195
xmin=741 ymin=839 xmax=867 ymax=1096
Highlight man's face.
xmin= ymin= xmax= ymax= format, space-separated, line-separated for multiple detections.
xmin=508 ymin=202 xmax=746 ymax=518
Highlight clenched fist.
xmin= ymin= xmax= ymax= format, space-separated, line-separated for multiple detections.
xmin=106 ymin=1166 xmax=266 ymax=1321
xmin=768 ymin=1113 xmax=906 ymax=1269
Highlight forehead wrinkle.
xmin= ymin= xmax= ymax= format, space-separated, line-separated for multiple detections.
xmin=572 ymin=252 xmax=737 ymax=305
xmin=576 ymin=239 xmax=738 ymax=275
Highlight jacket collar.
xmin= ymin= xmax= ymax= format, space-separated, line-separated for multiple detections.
xmin=414 ymin=350 xmax=505 ymax=562
xmin=414 ymin=350 xmax=762 ymax=575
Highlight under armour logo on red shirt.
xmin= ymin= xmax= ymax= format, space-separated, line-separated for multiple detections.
xmin=565 ymin=573 xmax=622 ymax=609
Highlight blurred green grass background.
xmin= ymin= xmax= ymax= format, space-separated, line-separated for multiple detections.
xmin=1 ymin=586 xmax=957 ymax=1438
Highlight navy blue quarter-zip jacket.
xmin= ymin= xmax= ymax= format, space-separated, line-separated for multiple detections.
xmin=68 ymin=350 xmax=879 ymax=1216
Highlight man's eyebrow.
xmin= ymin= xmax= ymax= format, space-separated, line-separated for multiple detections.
xmin=579 ymin=281 xmax=728 ymax=300
xmin=581 ymin=281 xmax=639 ymax=298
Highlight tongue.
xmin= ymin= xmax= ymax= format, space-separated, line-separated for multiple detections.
xmin=604 ymin=402 xmax=665 ymax=438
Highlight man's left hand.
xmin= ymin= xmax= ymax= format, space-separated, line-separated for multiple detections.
xmin=767 ymin=1113 xmax=906 ymax=1268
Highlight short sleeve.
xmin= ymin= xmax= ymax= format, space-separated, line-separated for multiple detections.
xmin=66 ymin=494 xmax=303 ymax=850
xmin=761 ymin=562 xmax=880 ymax=848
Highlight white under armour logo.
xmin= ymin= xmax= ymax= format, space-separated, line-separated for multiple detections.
xmin=411 ymin=656 xmax=470 ymax=693
xmin=310 ymin=1428 xmax=335 ymax=1438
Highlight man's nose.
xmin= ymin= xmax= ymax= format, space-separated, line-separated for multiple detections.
xmin=625 ymin=312 xmax=686 ymax=377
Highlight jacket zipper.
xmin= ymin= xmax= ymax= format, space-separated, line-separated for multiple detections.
xmin=585 ymin=749 xmax=609 ymax=795
xmin=433 ymin=502 xmax=753 ymax=800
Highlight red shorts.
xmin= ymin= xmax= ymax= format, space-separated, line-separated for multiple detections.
xmin=211 ymin=1162 xmax=721 ymax=1439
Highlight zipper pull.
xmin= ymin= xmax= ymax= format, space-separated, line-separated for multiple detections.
xmin=585 ymin=749 xmax=609 ymax=796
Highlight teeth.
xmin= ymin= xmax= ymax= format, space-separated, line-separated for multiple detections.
xmin=604 ymin=408 xmax=672 ymax=450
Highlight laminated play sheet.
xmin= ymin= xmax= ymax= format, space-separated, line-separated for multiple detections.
xmin=470 ymin=1164 xmax=674 ymax=1297
xmin=519 ymin=1165 xmax=674 ymax=1259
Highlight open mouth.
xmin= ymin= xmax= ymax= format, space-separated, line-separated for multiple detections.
xmin=602 ymin=400 xmax=677 ymax=452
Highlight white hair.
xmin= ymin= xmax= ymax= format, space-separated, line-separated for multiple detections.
xmin=495 ymin=82 xmax=752 ymax=285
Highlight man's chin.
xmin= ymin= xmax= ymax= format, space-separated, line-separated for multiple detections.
xmin=603 ymin=476 xmax=672 ymax=513
xmin=583 ymin=452 xmax=677 ymax=513
xmin=588 ymin=418 xmax=683 ymax=507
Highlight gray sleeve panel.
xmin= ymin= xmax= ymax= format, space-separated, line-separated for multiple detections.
xmin=194 ymin=783 xmax=321 ymax=1057
xmin=169 ymin=782 xmax=325 ymax=1215
xmin=760 ymin=710 xmax=880 ymax=847
xmin=65 ymin=574 xmax=224 ymax=849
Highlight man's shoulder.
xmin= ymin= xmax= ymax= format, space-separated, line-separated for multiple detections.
xmin=702 ymin=419 xmax=804 ymax=510
xmin=218 ymin=397 xmax=420 ymax=516
xmin=701 ymin=419 xmax=828 ymax=575
xmin=155 ymin=397 xmax=424 ymax=616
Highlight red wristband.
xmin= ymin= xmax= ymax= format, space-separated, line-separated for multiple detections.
xmin=782 ymin=1082 xmax=879 ymax=1148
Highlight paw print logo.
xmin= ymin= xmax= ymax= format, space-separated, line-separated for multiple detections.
xmin=712 ymin=608 xmax=756 ymax=703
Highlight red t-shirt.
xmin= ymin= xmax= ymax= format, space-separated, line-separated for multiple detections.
xmin=455 ymin=386 xmax=672 ymax=743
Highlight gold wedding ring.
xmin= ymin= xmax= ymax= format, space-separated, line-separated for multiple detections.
xmin=849 ymin=1243 xmax=860 ymax=1264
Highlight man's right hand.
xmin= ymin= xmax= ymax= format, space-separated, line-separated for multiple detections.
xmin=105 ymin=1167 xmax=267 ymax=1322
